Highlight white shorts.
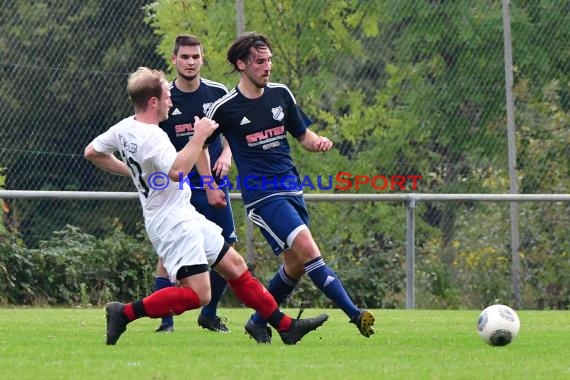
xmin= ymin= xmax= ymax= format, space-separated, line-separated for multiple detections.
xmin=152 ymin=214 xmax=225 ymax=283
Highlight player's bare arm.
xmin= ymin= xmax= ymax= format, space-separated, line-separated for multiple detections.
xmin=212 ymin=138 xmax=232 ymax=178
xmin=297 ymin=129 xmax=333 ymax=152
xmin=84 ymin=144 xmax=131 ymax=176
xmin=195 ymin=145 xmax=227 ymax=208
xmin=168 ymin=116 xmax=218 ymax=181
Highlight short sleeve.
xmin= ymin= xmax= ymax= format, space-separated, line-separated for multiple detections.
xmin=91 ymin=125 xmax=119 ymax=154
xmin=281 ymin=86 xmax=312 ymax=138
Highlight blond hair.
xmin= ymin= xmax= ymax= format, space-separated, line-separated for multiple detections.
xmin=126 ymin=67 xmax=167 ymax=111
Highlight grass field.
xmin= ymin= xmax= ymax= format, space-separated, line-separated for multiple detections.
xmin=0 ymin=307 xmax=568 ymax=379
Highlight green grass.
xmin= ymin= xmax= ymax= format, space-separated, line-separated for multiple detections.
xmin=0 ymin=308 xmax=569 ymax=379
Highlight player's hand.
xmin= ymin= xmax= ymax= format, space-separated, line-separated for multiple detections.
xmin=193 ymin=116 xmax=219 ymax=141
xmin=212 ymin=154 xmax=232 ymax=178
xmin=205 ymin=186 xmax=227 ymax=208
xmin=314 ymin=136 xmax=333 ymax=152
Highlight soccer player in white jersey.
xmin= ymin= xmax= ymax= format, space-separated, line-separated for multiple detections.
xmin=84 ymin=66 xmax=328 ymax=345
xmin=205 ymin=32 xmax=375 ymax=343
xmin=152 ymin=35 xmax=237 ymax=334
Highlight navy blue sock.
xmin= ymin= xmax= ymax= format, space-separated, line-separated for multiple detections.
xmin=305 ymin=257 xmax=360 ymax=319
xmin=154 ymin=276 xmax=174 ymax=327
xmin=200 ymin=270 xmax=227 ymax=319
xmin=251 ymin=265 xmax=298 ymax=325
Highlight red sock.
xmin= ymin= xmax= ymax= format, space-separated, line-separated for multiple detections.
xmin=123 ymin=287 xmax=201 ymax=320
xmin=228 ymin=270 xmax=292 ymax=331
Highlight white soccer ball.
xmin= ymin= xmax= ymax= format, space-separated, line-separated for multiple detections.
xmin=477 ymin=304 xmax=520 ymax=346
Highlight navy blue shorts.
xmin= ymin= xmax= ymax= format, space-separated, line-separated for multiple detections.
xmin=246 ymin=196 xmax=309 ymax=255
xmin=191 ymin=186 xmax=237 ymax=244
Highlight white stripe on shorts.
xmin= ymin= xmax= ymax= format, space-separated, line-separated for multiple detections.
xmin=286 ymin=224 xmax=307 ymax=248
xmin=248 ymin=209 xmax=285 ymax=249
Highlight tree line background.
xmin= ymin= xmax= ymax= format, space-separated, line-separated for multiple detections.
xmin=0 ymin=0 xmax=568 ymax=309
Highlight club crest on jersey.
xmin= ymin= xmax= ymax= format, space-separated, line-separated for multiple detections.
xmin=203 ymin=102 xmax=212 ymax=114
xmin=272 ymin=106 xmax=284 ymax=121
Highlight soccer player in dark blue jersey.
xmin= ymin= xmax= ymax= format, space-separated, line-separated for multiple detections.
xmin=206 ymin=32 xmax=376 ymax=343
xmin=153 ymin=34 xmax=237 ymax=334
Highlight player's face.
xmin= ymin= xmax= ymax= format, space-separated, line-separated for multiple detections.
xmin=242 ymin=47 xmax=272 ymax=89
xmin=172 ymin=45 xmax=204 ymax=82
xmin=158 ymin=82 xmax=172 ymax=122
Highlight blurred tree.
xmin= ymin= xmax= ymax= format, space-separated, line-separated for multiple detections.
xmin=0 ymin=0 xmax=166 ymax=246
xmin=144 ymin=0 xmax=569 ymax=308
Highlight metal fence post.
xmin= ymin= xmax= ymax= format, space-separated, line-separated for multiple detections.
xmin=502 ymin=0 xmax=522 ymax=309
xmin=235 ymin=0 xmax=245 ymax=35
xmin=406 ymin=197 xmax=417 ymax=309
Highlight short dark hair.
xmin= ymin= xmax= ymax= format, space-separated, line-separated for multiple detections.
xmin=226 ymin=32 xmax=272 ymax=72
xmin=173 ymin=34 xmax=202 ymax=55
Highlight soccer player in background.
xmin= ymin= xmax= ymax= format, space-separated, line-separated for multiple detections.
xmin=84 ymin=66 xmax=328 ymax=345
xmin=153 ymin=34 xmax=236 ymax=334
xmin=205 ymin=32 xmax=375 ymax=343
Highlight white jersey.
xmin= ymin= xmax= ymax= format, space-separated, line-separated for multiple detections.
xmin=91 ymin=116 xmax=196 ymax=242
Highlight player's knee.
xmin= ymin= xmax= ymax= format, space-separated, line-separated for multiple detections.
xmin=283 ymin=262 xmax=305 ymax=279
xmin=199 ymin=294 xmax=211 ymax=307
xmin=291 ymin=236 xmax=320 ymax=261
xmin=226 ymin=248 xmax=248 ymax=269
xmin=282 ymin=248 xmax=315 ymax=277
xmin=156 ymin=258 xmax=168 ymax=276
xmin=195 ymin=289 xmax=212 ymax=307
xmin=214 ymin=248 xmax=248 ymax=280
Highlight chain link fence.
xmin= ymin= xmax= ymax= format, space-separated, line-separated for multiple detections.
xmin=1 ymin=0 xmax=568 ymax=308
xmin=1 ymin=0 xmax=167 ymax=245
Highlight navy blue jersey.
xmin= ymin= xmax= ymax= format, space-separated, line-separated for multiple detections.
xmin=159 ymin=78 xmax=228 ymax=188
xmin=206 ymin=83 xmax=312 ymax=207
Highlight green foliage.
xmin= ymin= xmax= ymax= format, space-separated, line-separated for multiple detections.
xmin=2 ymin=1 xmax=568 ymax=309
xmin=0 ymin=166 xmax=6 ymax=234
xmin=415 ymin=201 xmax=570 ymax=310
xmin=144 ymin=0 xmax=382 ymax=97
xmin=144 ymin=0 xmax=237 ymax=84
xmin=511 ymin=61 xmax=570 ymax=309
xmin=0 ymin=223 xmax=156 ymax=306
xmin=519 ymin=203 xmax=570 ymax=310
xmin=142 ymin=0 xmax=570 ymax=310
xmin=0 ymin=229 xmax=34 ymax=304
